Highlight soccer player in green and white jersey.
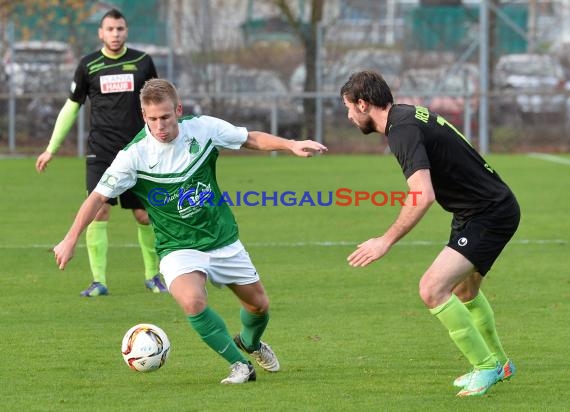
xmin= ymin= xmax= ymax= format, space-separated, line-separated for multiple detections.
xmin=53 ymin=78 xmax=327 ymax=384
xmin=35 ymin=9 xmax=163 ymax=297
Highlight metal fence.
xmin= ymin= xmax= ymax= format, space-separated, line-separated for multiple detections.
xmin=2 ymin=86 xmax=569 ymax=156
xmin=2 ymin=1 xmax=570 ymax=155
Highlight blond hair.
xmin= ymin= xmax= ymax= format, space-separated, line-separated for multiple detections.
xmin=140 ymin=78 xmax=179 ymax=108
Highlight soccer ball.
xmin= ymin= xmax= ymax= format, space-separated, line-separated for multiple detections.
xmin=121 ymin=323 xmax=171 ymax=372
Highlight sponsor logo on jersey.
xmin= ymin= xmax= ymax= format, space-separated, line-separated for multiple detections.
xmin=100 ymin=74 xmax=135 ymax=94
xmin=122 ymin=64 xmax=137 ymax=71
xmin=177 ymin=182 xmax=212 ymax=218
xmin=99 ymin=173 xmax=118 ymax=189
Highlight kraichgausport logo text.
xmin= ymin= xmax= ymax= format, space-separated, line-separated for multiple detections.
xmin=147 ymin=187 xmax=422 ymax=207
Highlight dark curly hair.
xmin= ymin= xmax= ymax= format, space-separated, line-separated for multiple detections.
xmin=340 ymin=70 xmax=393 ymax=109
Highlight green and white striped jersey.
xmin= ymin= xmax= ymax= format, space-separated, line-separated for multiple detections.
xmin=95 ymin=115 xmax=248 ymax=258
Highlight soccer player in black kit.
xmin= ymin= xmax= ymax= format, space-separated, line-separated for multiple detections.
xmin=36 ymin=9 xmax=165 ymax=297
xmin=340 ymin=71 xmax=520 ymax=397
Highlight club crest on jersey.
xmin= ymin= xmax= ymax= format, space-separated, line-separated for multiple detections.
xmin=186 ymin=137 xmax=200 ymax=154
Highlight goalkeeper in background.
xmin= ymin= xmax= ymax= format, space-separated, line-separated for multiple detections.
xmin=35 ymin=8 xmax=164 ymax=297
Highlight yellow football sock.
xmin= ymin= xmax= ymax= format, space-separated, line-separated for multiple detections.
xmin=430 ymin=294 xmax=497 ymax=369
xmin=137 ymin=223 xmax=159 ymax=280
xmin=464 ymin=290 xmax=508 ymax=365
xmin=86 ymin=221 xmax=108 ymax=285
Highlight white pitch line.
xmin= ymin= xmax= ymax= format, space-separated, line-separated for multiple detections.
xmin=4 ymin=239 xmax=567 ymax=249
xmin=528 ymin=153 xmax=570 ymax=165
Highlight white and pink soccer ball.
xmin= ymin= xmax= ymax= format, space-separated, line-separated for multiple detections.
xmin=121 ymin=323 xmax=170 ymax=372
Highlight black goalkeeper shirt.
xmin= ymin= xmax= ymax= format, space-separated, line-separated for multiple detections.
xmin=69 ymin=47 xmax=157 ymax=161
xmin=386 ymin=104 xmax=514 ymax=219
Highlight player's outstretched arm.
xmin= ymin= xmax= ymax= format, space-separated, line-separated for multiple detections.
xmin=243 ymin=131 xmax=327 ymax=157
xmin=347 ymin=169 xmax=435 ymax=267
xmin=54 ymin=192 xmax=109 ymax=270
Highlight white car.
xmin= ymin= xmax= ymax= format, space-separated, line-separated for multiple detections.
xmin=3 ymin=40 xmax=75 ymax=96
xmin=493 ymin=53 xmax=568 ymax=124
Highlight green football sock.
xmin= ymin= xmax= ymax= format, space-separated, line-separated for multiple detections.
xmin=430 ymin=294 xmax=497 ymax=369
xmin=239 ymin=308 xmax=269 ymax=351
xmin=86 ymin=221 xmax=108 ymax=285
xmin=136 ymin=223 xmax=159 ymax=280
xmin=187 ymin=307 xmax=247 ymax=364
xmin=464 ymin=290 xmax=508 ymax=365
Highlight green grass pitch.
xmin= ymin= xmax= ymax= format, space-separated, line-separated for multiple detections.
xmin=1 ymin=153 xmax=569 ymax=411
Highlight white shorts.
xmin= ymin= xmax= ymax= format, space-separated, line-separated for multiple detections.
xmin=159 ymin=240 xmax=260 ymax=290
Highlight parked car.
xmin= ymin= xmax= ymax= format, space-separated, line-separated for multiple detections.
xmin=493 ymin=53 xmax=568 ymax=125
xmin=3 ymin=40 xmax=75 ymax=96
xmin=197 ymin=65 xmax=303 ymax=138
xmin=329 ymin=49 xmax=403 ymax=91
xmin=126 ymin=43 xmax=190 ymax=88
xmin=290 ymin=49 xmax=403 ymax=93
xmin=551 ymin=41 xmax=570 ymax=75
xmin=395 ymin=64 xmax=479 ymax=131
xmin=2 ymin=41 xmax=75 ymax=139
xmin=290 ymin=49 xmax=403 ymax=121
xmin=26 ymin=96 xmax=60 ymax=139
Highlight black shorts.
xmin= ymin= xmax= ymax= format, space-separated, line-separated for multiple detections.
xmin=86 ymin=156 xmax=144 ymax=210
xmin=447 ymin=197 xmax=520 ymax=276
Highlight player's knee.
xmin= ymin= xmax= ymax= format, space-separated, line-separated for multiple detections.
xmin=453 ymin=272 xmax=483 ymax=302
xmin=95 ymin=204 xmax=111 ymax=220
xmin=246 ymin=295 xmax=270 ymax=314
xmin=173 ymin=289 xmax=208 ymax=315
xmin=257 ymin=297 xmax=270 ymax=314
xmin=181 ymin=297 xmax=208 ymax=316
xmin=133 ymin=209 xmax=150 ymax=224
xmin=418 ymin=276 xmax=440 ymax=308
xmin=454 ymin=288 xmax=478 ymax=302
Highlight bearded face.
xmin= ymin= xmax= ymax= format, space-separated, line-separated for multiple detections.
xmin=357 ymin=115 xmax=376 ymax=135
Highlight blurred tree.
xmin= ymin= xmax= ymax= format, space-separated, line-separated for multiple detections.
xmin=0 ymin=0 xmax=97 ymax=57
xmin=274 ymin=0 xmax=323 ymax=137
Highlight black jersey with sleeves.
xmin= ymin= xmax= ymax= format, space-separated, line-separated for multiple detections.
xmin=386 ymin=104 xmax=514 ymax=218
xmin=69 ymin=47 xmax=157 ymax=161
